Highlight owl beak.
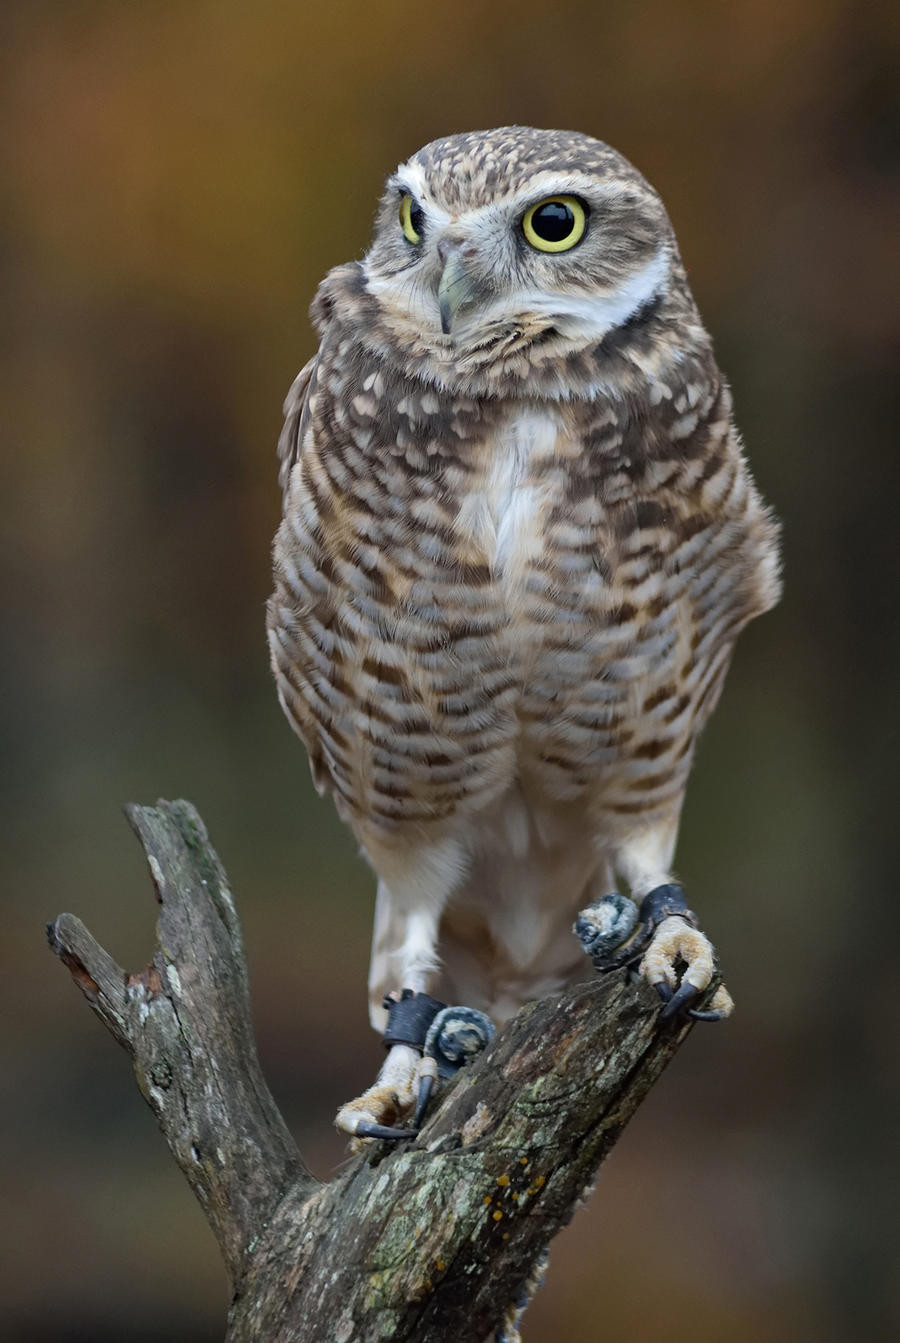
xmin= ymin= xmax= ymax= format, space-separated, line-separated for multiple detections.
xmin=437 ymin=245 xmax=485 ymax=335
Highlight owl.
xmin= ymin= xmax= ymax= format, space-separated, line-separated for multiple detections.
xmin=268 ymin=127 xmax=781 ymax=1140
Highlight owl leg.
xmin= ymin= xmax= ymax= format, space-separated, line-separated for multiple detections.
xmin=574 ymin=833 xmax=733 ymax=1022
xmin=335 ymin=897 xmax=494 ymax=1141
xmin=336 ymin=902 xmax=445 ymax=1141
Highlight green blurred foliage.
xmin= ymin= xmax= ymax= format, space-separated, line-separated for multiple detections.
xmin=1 ymin=2 xmax=898 ymax=1339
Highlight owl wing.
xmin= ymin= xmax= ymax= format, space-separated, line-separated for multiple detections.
xmin=276 ymin=356 xmax=318 ymax=501
xmin=271 ymin=341 xmax=385 ymax=818
xmin=270 ymin=352 xmax=342 ymax=800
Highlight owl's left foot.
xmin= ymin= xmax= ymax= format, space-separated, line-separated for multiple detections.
xmin=335 ymin=992 xmax=495 ymax=1143
xmin=574 ymin=884 xmax=733 ymax=1023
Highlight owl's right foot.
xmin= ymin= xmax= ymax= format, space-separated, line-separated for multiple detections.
xmin=574 ymin=885 xmax=734 ymax=1022
xmin=335 ymin=991 xmax=495 ymax=1143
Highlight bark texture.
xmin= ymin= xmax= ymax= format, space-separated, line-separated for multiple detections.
xmin=48 ymin=799 xmax=696 ymax=1342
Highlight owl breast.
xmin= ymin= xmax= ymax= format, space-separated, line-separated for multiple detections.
xmin=269 ymin=346 xmax=778 ymax=848
xmin=450 ymin=403 xmax=704 ymax=829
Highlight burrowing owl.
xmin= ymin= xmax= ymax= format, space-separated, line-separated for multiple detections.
xmin=268 ymin=127 xmax=781 ymax=1140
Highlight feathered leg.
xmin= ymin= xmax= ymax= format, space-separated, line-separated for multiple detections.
xmin=336 ymin=868 xmax=493 ymax=1141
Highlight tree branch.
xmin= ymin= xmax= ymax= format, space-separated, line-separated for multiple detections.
xmin=48 ymin=800 xmax=314 ymax=1290
xmin=48 ymin=799 xmax=696 ymax=1341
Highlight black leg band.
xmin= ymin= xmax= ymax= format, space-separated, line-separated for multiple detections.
xmin=639 ymin=882 xmax=699 ymax=930
xmin=382 ymin=989 xmax=446 ymax=1051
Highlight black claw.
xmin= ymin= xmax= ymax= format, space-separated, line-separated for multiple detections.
xmin=658 ymin=977 xmax=702 ymax=1021
xmin=410 ymin=1073 xmax=435 ymax=1131
xmin=688 ymin=1006 xmax=728 ymax=1023
xmin=353 ymin=1121 xmax=419 ymax=1142
xmin=654 ymin=981 xmax=674 ymax=1003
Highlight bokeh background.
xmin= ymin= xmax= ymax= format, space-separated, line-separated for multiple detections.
xmin=3 ymin=2 xmax=898 ymax=1340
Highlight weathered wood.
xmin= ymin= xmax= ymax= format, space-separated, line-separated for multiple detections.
xmin=49 ymin=799 xmax=696 ymax=1342
xmin=48 ymin=800 xmax=314 ymax=1291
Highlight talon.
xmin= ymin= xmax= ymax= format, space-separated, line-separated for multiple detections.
xmin=688 ymin=983 xmax=734 ymax=1023
xmin=658 ymin=976 xmax=702 ymax=1021
xmin=410 ymin=1056 xmax=438 ymax=1130
xmin=353 ymin=1120 xmax=418 ymax=1141
xmin=654 ymin=980 xmax=673 ymax=1004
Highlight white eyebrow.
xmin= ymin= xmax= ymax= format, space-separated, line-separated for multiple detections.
xmin=394 ymin=161 xmax=429 ymax=198
xmin=393 ymin=163 xmax=453 ymax=229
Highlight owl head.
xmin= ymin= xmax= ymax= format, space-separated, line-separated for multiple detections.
xmin=360 ymin=127 xmax=683 ymax=384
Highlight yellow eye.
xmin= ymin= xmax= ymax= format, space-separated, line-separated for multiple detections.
xmin=399 ymin=194 xmax=424 ymax=244
xmin=522 ymin=195 xmax=587 ymax=253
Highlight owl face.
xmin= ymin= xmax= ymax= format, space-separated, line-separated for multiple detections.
xmin=362 ymin=127 xmax=676 ymax=374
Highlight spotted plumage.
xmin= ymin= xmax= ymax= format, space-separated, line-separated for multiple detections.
xmin=268 ymin=127 xmax=780 ymax=1131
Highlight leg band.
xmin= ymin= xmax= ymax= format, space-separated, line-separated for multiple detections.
xmin=382 ymin=989 xmax=446 ymax=1051
xmin=640 ymin=883 xmax=699 ymax=930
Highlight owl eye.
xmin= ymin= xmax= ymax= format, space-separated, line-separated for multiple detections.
xmin=399 ymin=194 xmax=425 ymax=244
xmin=522 ymin=196 xmax=587 ymax=253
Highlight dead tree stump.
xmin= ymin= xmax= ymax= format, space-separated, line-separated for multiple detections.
xmin=48 ymin=798 xmax=697 ymax=1342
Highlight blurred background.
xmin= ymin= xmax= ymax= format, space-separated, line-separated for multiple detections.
xmin=2 ymin=2 xmax=898 ymax=1340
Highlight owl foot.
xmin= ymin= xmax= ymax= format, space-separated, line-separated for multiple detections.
xmin=335 ymin=992 xmax=495 ymax=1143
xmin=642 ymin=916 xmax=734 ymax=1022
xmin=574 ymin=884 xmax=733 ymax=1023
